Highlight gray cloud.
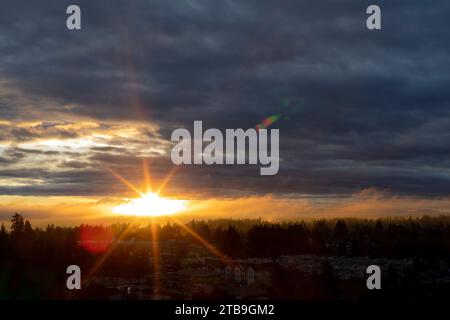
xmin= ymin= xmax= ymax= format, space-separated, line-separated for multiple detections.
xmin=0 ymin=0 xmax=449 ymax=197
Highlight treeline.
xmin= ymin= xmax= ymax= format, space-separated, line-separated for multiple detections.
xmin=2 ymin=214 xmax=450 ymax=261
xmin=105 ymin=216 xmax=450 ymax=259
xmin=1 ymin=214 xmax=450 ymax=298
xmin=189 ymin=216 xmax=450 ymax=259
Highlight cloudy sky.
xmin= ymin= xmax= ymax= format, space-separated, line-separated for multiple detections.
xmin=1 ymin=0 xmax=450 ymax=225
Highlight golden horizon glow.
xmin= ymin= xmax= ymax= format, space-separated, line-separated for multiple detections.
xmin=112 ymin=192 xmax=187 ymax=217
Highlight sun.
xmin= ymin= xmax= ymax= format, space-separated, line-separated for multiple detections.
xmin=112 ymin=192 xmax=187 ymax=217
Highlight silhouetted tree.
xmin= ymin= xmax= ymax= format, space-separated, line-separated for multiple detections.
xmin=11 ymin=213 xmax=25 ymax=235
xmin=24 ymin=220 xmax=33 ymax=233
xmin=1 ymin=215 xmax=450 ymax=299
xmin=0 ymin=223 xmax=9 ymax=260
xmin=220 ymin=226 xmax=243 ymax=257
xmin=334 ymin=220 xmax=348 ymax=240
xmin=311 ymin=220 xmax=330 ymax=255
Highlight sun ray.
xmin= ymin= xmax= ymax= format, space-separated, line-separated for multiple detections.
xmin=105 ymin=167 xmax=143 ymax=197
xmin=155 ymin=166 xmax=179 ymax=196
xmin=89 ymin=161 xmax=230 ymax=298
xmin=150 ymin=220 xmax=160 ymax=296
xmin=142 ymin=158 xmax=152 ymax=193
xmin=170 ymin=216 xmax=233 ymax=266
xmin=83 ymin=219 xmax=138 ymax=286
xmin=83 ymin=168 xmax=145 ymax=285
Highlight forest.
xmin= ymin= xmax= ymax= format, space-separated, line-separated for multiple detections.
xmin=1 ymin=214 xmax=449 ymax=299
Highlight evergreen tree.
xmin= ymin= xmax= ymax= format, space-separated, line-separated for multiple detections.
xmin=24 ymin=220 xmax=33 ymax=233
xmin=0 ymin=223 xmax=6 ymax=235
xmin=11 ymin=213 xmax=25 ymax=235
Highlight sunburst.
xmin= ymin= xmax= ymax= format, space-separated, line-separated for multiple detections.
xmin=112 ymin=192 xmax=187 ymax=217
xmin=83 ymin=160 xmax=233 ymax=297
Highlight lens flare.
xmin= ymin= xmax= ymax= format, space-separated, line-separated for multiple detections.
xmin=256 ymin=114 xmax=282 ymax=130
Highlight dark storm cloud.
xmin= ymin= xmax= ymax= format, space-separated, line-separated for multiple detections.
xmin=0 ymin=0 xmax=450 ymax=196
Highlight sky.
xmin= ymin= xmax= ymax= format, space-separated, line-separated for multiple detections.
xmin=1 ymin=0 xmax=450 ymax=225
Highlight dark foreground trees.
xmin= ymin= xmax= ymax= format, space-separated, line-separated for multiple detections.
xmin=0 ymin=214 xmax=449 ymax=299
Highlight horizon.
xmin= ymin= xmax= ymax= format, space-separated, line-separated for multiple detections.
xmin=2 ymin=191 xmax=450 ymax=227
